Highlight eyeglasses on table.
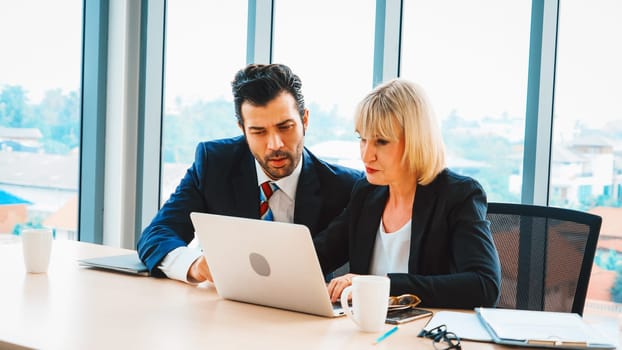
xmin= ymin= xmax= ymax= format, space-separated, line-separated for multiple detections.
xmin=388 ymin=293 xmax=421 ymax=310
xmin=418 ymin=324 xmax=462 ymax=350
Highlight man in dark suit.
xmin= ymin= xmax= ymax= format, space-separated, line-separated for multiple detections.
xmin=137 ymin=63 xmax=362 ymax=283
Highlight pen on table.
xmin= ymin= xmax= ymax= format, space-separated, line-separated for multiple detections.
xmin=373 ymin=326 xmax=399 ymax=345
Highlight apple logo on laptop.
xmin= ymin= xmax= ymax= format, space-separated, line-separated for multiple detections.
xmin=249 ymin=252 xmax=271 ymax=276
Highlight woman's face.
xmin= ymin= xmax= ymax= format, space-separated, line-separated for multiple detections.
xmin=359 ymin=132 xmax=407 ymax=186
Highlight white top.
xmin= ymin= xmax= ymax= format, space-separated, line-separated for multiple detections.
xmin=159 ymin=156 xmax=303 ymax=283
xmin=369 ymin=218 xmax=412 ymax=276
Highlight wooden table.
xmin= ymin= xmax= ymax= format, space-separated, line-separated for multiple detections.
xmin=0 ymin=237 xmax=618 ymax=349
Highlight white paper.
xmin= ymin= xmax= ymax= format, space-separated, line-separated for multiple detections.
xmin=476 ymin=308 xmax=616 ymax=348
xmin=423 ymin=309 xmax=616 ymax=349
xmin=423 ymin=310 xmax=493 ymax=341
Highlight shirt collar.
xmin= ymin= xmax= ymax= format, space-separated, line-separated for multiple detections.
xmin=255 ymin=154 xmax=303 ymax=201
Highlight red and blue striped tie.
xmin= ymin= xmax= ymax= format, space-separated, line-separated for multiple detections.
xmin=259 ymin=181 xmax=278 ymax=221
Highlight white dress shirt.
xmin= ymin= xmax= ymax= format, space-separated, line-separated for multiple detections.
xmin=159 ymin=157 xmax=303 ymax=283
xmin=369 ymin=218 xmax=411 ymax=276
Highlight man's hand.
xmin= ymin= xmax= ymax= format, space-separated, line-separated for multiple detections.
xmin=187 ymin=255 xmax=213 ymax=283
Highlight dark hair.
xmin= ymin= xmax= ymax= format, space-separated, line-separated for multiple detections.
xmin=231 ymin=63 xmax=306 ymax=125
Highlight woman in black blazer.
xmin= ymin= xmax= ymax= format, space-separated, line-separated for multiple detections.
xmin=314 ymin=79 xmax=501 ymax=309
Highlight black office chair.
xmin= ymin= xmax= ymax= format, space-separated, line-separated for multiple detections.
xmin=486 ymin=202 xmax=602 ymax=315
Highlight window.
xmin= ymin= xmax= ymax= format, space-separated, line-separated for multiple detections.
xmin=272 ymin=0 xmax=375 ymax=169
xmin=400 ymin=0 xmax=532 ymax=203
xmin=552 ymin=0 xmax=622 ymax=306
xmin=0 ymin=0 xmax=82 ymax=240
xmin=161 ymin=1 xmax=248 ymax=203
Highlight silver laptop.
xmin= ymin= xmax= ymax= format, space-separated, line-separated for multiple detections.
xmin=190 ymin=212 xmax=344 ymax=318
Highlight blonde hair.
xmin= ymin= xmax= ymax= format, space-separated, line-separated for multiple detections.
xmin=354 ymin=78 xmax=446 ymax=185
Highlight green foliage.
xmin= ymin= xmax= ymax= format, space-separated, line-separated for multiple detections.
xmin=596 ymin=194 xmax=621 ymax=208
xmin=161 ymin=99 xmax=358 ymax=164
xmin=162 ymin=99 xmax=240 ymax=163
xmin=37 ymin=89 xmax=80 ymax=151
xmin=305 ymin=102 xmax=357 ymax=147
xmin=441 ymin=115 xmax=521 ymax=203
xmin=52 ymin=85 xmax=526 ymax=206
xmin=611 ymin=266 xmax=622 ymax=303
xmin=600 ymin=240 xmax=622 ymax=303
xmin=12 ymin=217 xmax=44 ymax=236
xmin=0 ymin=86 xmax=80 ymax=154
xmin=595 ymin=249 xmax=620 ymax=271
xmin=0 ymin=85 xmax=543 ymax=207
xmin=0 ymin=85 xmax=30 ymax=127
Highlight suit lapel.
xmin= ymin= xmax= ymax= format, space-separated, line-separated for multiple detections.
xmin=352 ymin=186 xmax=388 ymax=273
xmin=293 ymin=149 xmax=322 ymax=233
xmin=351 ymin=182 xmax=439 ymax=274
xmin=232 ymin=150 xmax=261 ymax=219
xmin=408 ymin=180 xmax=439 ymax=272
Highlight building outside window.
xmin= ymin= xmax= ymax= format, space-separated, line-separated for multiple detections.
xmin=553 ymin=0 xmax=622 ymax=308
xmin=0 ymin=0 xmax=82 ymax=241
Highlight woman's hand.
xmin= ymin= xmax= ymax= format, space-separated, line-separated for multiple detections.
xmin=187 ymin=255 xmax=213 ymax=283
xmin=327 ymin=273 xmax=359 ymax=303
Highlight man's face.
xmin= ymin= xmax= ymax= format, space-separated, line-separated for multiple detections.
xmin=240 ymin=92 xmax=308 ymax=180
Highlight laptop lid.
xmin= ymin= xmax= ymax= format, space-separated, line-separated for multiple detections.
xmin=190 ymin=212 xmax=344 ymax=318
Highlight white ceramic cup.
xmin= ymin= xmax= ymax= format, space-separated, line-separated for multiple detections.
xmin=340 ymin=275 xmax=390 ymax=332
xmin=21 ymin=228 xmax=53 ymax=273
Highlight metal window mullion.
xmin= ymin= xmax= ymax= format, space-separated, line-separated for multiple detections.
xmin=79 ymin=0 xmax=108 ymax=243
xmin=135 ymin=0 xmax=166 ymax=244
xmin=373 ymin=0 xmax=402 ymax=86
xmin=247 ymin=0 xmax=273 ymax=64
xmin=522 ymin=0 xmax=559 ymax=206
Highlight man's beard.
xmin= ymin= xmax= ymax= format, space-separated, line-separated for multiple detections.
xmin=256 ymin=147 xmax=302 ymax=180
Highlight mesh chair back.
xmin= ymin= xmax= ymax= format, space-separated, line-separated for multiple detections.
xmin=486 ymin=203 xmax=602 ymax=315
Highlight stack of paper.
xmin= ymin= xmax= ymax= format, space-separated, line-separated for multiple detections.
xmin=423 ymin=308 xmax=616 ymax=349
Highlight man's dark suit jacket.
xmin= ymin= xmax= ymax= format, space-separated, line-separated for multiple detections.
xmin=314 ymin=169 xmax=501 ymax=309
xmin=138 ymin=135 xmax=362 ymax=277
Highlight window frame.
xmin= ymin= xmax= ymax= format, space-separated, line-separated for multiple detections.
xmin=81 ymin=0 xmax=560 ymax=247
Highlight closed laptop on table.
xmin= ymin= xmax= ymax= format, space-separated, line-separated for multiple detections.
xmin=190 ymin=212 xmax=344 ymax=318
xmin=78 ymin=252 xmax=149 ymax=276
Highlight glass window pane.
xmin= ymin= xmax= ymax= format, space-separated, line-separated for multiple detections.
xmin=273 ymin=0 xmax=375 ymax=169
xmin=552 ymin=1 xmax=622 ymax=307
xmin=400 ymin=0 xmax=531 ymax=203
xmin=0 ymin=1 xmax=82 ymax=240
xmin=161 ymin=1 xmax=247 ymax=204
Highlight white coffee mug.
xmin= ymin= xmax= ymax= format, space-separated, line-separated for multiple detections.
xmin=340 ymin=275 xmax=390 ymax=332
xmin=21 ymin=228 xmax=54 ymax=273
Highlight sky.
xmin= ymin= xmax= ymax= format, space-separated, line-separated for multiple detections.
xmin=0 ymin=0 xmax=82 ymax=101
xmin=554 ymin=0 xmax=622 ymax=128
xmin=0 ymin=0 xmax=620 ymax=129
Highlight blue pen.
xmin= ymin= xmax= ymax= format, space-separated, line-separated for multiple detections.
xmin=374 ymin=326 xmax=399 ymax=345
